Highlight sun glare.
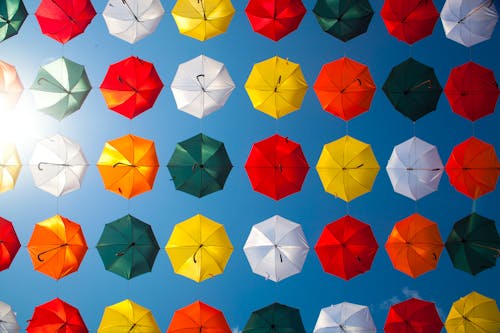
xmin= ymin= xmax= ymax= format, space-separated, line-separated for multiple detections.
xmin=0 ymin=105 xmax=40 ymax=144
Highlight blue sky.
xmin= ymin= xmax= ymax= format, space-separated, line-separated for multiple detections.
xmin=0 ymin=0 xmax=499 ymax=331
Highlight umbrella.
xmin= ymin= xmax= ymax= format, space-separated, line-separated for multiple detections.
xmin=0 ymin=301 xmax=20 ymax=333
xmin=172 ymin=0 xmax=235 ymax=41
xmin=35 ymin=0 xmax=96 ymax=44
xmin=313 ymin=57 xmax=376 ymax=121
xmin=445 ymin=137 xmax=500 ymax=199
xmin=444 ymin=61 xmax=500 ymax=121
xmin=244 ymin=134 xmax=309 ymax=200
xmin=100 ymin=56 xmax=164 ymax=119
xmin=445 ymin=212 xmax=500 ymax=275
xmin=385 ymin=213 xmax=444 ymax=278
xmin=316 ymin=135 xmax=380 ymax=202
xmin=97 ymin=134 xmax=159 ymax=199
xmin=0 ymin=141 xmax=21 ymax=193
xmin=315 ymin=215 xmax=378 ymax=280
xmin=313 ymin=302 xmax=376 ymax=333
xmin=386 ymin=136 xmax=444 ymax=201
xmin=243 ymin=303 xmax=306 ymax=333
xmin=167 ymin=133 xmax=232 ymax=198
xmin=243 ymin=215 xmax=310 ymax=282
xmin=167 ymin=301 xmax=231 ymax=333
xmin=103 ymin=0 xmax=165 ymax=44
xmin=98 ymin=299 xmax=161 ymax=333
xmin=96 ymin=214 xmax=160 ymax=280
xmin=383 ymin=57 xmax=442 ymax=121
xmin=384 ymin=298 xmax=443 ymax=333
xmin=381 ymin=0 xmax=439 ymax=44
xmin=0 ymin=60 xmax=23 ymax=110
xmin=0 ymin=0 xmax=27 ymax=43
xmin=313 ymin=0 xmax=374 ymax=42
xmin=171 ymin=54 xmax=235 ymax=119
xmin=165 ymin=214 xmax=233 ymax=282
xmin=0 ymin=216 xmax=20 ymax=272
xmin=441 ymin=0 xmax=498 ymax=47
xmin=245 ymin=0 xmax=306 ymax=41
xmin=29 ymin=134 xmax=88 ymax=197
xmin=30 ymin=57 xmax=91 ymax=121
xmin=27 ymin=298 xmax=87 ymax=333
xmin=245 ymin=56 xmax=308 ymax=119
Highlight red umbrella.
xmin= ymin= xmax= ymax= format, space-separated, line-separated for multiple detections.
xmin=380 ymin=0 xmax=439 ymax=45
xmin=384 ymin=298 xmax=443 ymax=333
xmin=27 ymin=298 xmax=88 ymax=333
xmin=167 ymin=300 xmax=231 ymax=333
xmin=35 ymin=0 xmax=96 ymax=44
xmin=315 ymin=215 xmax=378 ymax=280
xmin=444 ymin=62 xmax=500 ymax=122
xmin=245 ymin=0 xmax=306 ymax=41
xmin=0 ymin=217 xmax=20 ymax=272
xmin=100 ymin=56 xmax=164 ymax=119
xmin=245 ymin=134 xmax=309 ymax=200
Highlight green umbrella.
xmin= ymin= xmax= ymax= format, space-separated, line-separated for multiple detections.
xmin=0 ymin=0 xmax=27 ymax=43
xmin=445 ymin=213 xmax=500 ymax=276
xmin=243 ymin=303 xmax=306 ymax=333
xmin=313 ymin=0 xmax=374 ymax=42
xmin=167 ymin=133 xmax=232 ymax=198
xmin=382 ymin=57 xmax=442 ymax=121
xmin=30 ymin=57 xmax=91 ymax=120
xmin=96 ymin=214 xmax=160 ymax=280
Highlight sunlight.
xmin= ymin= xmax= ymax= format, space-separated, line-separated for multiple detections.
xmin=0 ymin=104 xmax=39 ymax=144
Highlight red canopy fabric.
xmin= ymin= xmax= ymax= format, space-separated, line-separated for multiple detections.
xmin=385 ymin=298 xmax=443 ymax=333
xmin=27 ymin=298 xmax=88 ymax=333
xmin=167 ymin=301 xmax=231 ymax=333
xmin=0 ymin=217 xmax=20 ymax=272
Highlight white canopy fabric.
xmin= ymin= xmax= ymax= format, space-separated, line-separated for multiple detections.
xmin=0 ymin=142 xmax=21 ymax=194
xmin=313 ymin=302 xmax=376 ymax=333
xmin=0 ymin=301 xmax=20 ymax=333
xmin=0 ymin=61 xmax=23 ymax=110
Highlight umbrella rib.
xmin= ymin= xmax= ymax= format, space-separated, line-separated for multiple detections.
xmin=49 ymin=0 xmax=77 ymax=23
xmin=122 ymin=0 xmax=141 ymax=22
xmin=458 ymin=0 xmax=494 ymax=23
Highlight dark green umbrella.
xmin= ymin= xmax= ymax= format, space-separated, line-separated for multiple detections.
xmin=167 ymin=133 xmax=232 ymax=198
xmin=243 ymin=303 xmax=306 ymax=333
xmin=382 ymin=57 xmax=442 ymax=121
xmin=313 ymin=0 xmax=374 ymax=42
xmin=445 ymin=213 xmax=500 ymax=276
xmin=96 ymin=214 xmax=160 ymax=280
xmin=0 ymin=0 xmax=27 ymax=43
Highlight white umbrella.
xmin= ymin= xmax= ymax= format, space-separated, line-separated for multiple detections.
xmin=171 ymin=55 xmax=235 ymax=119
xmin=29 ymin=134 xmax=88 ymax=197
xmin=243 ymin=215 xmax=309 ymax=282
xmin=386 ymin=137 xmax=443 ymax=201
xmin=0 ymin=301 xmax=20 ymax=333
xmin=313 ymin=302 xmax=376 ymax=333
xmin=441 ymin=0 xmax=498 ymax=47
xmin=0 ymin=142 xmax=21 ymax=194
xmin=103 ymin=0 xmax=165 ymax=44
xmin=0 ymin=60 xmax=23 ymax=110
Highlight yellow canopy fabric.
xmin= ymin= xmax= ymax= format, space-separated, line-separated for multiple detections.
xmin=0 ymin=142 xmax=21 ymax=193
xmin=98 ymin=299 xmax=161 ymax=333
xmin=245 ymin=56 xmax=308 ymax=119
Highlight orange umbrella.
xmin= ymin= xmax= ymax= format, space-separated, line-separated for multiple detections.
xmin=167 ymin=301 xmax=231 ymax=333
xmin=385 ymin=213 xmax=444 ymax=278
xmin=27 ymin=215 xmax=88 ymax=280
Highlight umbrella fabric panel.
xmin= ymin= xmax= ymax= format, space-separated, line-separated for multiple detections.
xmin=0 ymin=142 xmax=21 ymax=193
xmin=0 ymin=301 xmax=21 ymax=333
xmin=0 ymin=60 xmax=23 ymax=109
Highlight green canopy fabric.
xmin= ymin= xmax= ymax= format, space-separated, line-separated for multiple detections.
xmin=167 ymin=133 xmax=232 ymax=198
xmin=30 ymin=57 xmax=91 ymax=120
xmin=313 ymin=0 xmax=374 ymax=42
xmin=382 ymin=57 xmax=442 ymax=121
xmin=96 ymin=214 xmax=160 ymax=280
xmin=0 ymin=0 xmax=27 ymax=43
xmin=243 ymin=303 xmax=306 ymax=333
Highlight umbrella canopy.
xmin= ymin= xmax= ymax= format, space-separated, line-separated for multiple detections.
xmin=27 ymin=298 xmax=87 ymax=333
xmin=384 ymin=298 xmax=443 ymax=333
xmin=383 ymin=57 xmax=442 ymax=121
xmin=245 ymin=56 xmax=308 ymax=119
xmin=441 ymin=0 xmax=498 ymax=47
xmin=316 ymin=135 xmax=379 ymax=202
xmin=0 ymin=60 xmax=23 ymax=110
xmin=165 ymin=214 xmax=233 ymax=282
xmin=167 ymin=301 xmax=231 ymax=333
xmin=245 ymin=0 xmax=306 ymax=41
xmin=315 ymin=215 xmax=378 ymax=280
xmin=243 ymin=303 xmax=306 ymax=333
xmin=245 ymin=134 xmax=309 ymax=200
xmin=313 ymin=57 xmax=376 ymax=121
xmin=386 ymin=136 xmax=444 ymax=201
xmin=0 ymin=141 xmax=21 ymax=194
xmin=243 ymin=215 xmax=309 ymax=282
xmin=96 ymin=214 xmax=160 ymax=280
xmin=27 ymin=215 xmax=88 ymax=280
xmin=444 ymin=61 xmax=500 ymax=121
xmin=0 ymin=301 xmax=20 ymax=333
xmin=167 ymin=133 xmax=232 ymax=198
xmin=171 ymin=55 xmax=235 ymax=119
xmin=97 ymin=134 xmax=159 ymax=199
xmin=98 ymin=299 xmax=161 ymax=333
xmin=172 ymin=0 xmax=235 ymax=41
xmin=385 ymin=213 xmax=444 ymax=278
xmin=103 ymin=0 xmax=165 ymax=44
xmin=0 ymin=0 xmax=27 ymax=43
xmin=313 ymin=302 xmax=376 ymax=333
xmin=30 ymin=57 xmax=91 ymax=121
xmin=445 ymin=212 xmax=500 ymax=275
xmin=29 ymin=134 xmax=88 ymax=197
xmin=0 ymin=216 xmax=21 ymax=272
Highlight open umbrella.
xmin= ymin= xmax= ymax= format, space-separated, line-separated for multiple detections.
xmin=27 ymin=298 xmax=87 ymax=333
xmin=245 ymin=56 xmax=308 ymax=119
xmin=0 ymin=0 xmax=27 ymax=43
xmin=30 ymin=57 xmax=91 ymax=121
xmin=0 ymin=216 xmax=21 ymax=272
xmin=313 ymin=302 xmax=376 ymax=333
xmin=0 ymin=60 xmax=23 ymax=110
xmin=245 ymin=134 xmax=309 ymax=200
xmin=384 ymin=298 xmax=443 ymax=333
xmin=103 ymin=0 xmax=165 ymax=44
xmin=0 ymin=301 xmax=20 ymax=333
xmin=167 ymin=301 xmax=231 ymax=333
xmin=243 ymin=215 xmax=309 ymax=282
xmin=171 ymin=55 xmax=235 ymax=119
xmin=243 ymin=303 xmax=306 ymax=333
xmin=0 ymin=141 xmax=21 ymax=194
xmin=98 ymin=299 xmax=161 ymax=333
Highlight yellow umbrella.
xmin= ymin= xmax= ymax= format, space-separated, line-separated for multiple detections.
xmin=165 ymin=214 xmax=233 ymax=283
xmin=445 ymin=291 xmax=500 ymax=333
xmin=245 ymin=56 xmax=308 ymax=119
xmin=172 ymin=0 xmax=235 ymax=41
xmin=97 ymin=299 xmax=161 ymax=333
xmin=316 ymin=135 xmax=379 ymax=202
xmin=0 ymin=142 xmax=21 ymax=193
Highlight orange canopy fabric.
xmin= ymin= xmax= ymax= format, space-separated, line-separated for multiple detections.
xmin=167 ymin=301 xmax=231 ymax=333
